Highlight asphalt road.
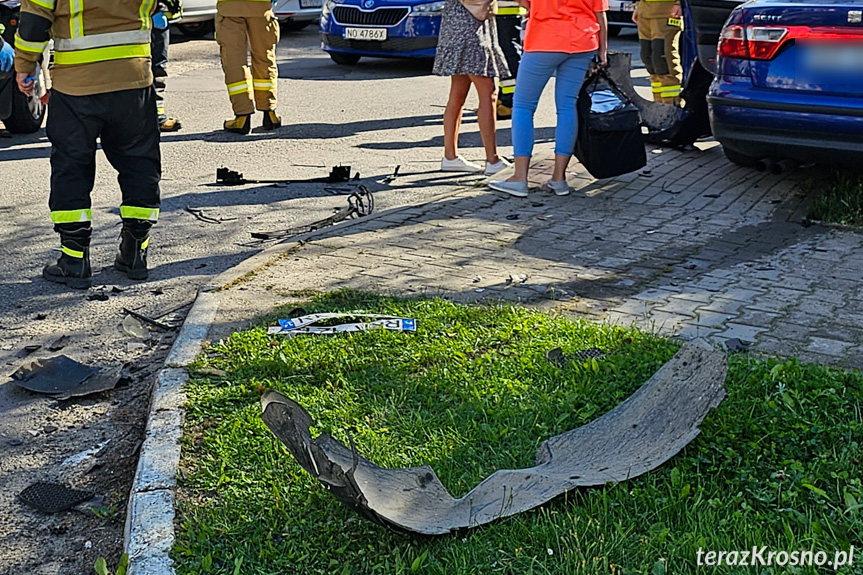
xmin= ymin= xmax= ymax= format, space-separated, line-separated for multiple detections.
xmin=0 ymin=25 xmax=645 ymax=574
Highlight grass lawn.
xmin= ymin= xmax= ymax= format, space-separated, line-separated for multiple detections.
xmin=809 ymin=170 xmax=863 ymax=227
xmin=174 ymin=291 xmax=863 ymax=575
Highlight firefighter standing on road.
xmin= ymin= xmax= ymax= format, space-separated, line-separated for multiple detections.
xmin=15 ymin=0 xmax=161 ymax=289
xmin=216 ymin=0 xmax=281 ymax=134
xmin=633 ymin=0 xmax=681 ymax=104
xmin=153 ymin=1 xmax=184 ymax=132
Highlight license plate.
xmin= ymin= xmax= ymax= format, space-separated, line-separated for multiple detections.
xmin=620 ymin=2 xmax=636 ymax=11
xmin=300 ymin=0 xmax=323 ymax=7
xmin=345 ymin=27 xmax=387 ymax=40
xmin=800 ymin=42 xmax=863 ymax=73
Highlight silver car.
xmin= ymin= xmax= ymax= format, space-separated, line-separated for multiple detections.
xmin=173 ymin=0 xmax=217 ymax=37
xmin=274 ymin=0 xmax=322 ymax=31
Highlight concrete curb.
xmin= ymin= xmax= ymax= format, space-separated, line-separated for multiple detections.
xmin=123 ymin=178 xmax=483 ymax=575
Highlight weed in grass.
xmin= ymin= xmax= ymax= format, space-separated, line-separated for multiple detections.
xmin=808 ymin=169 xmax=863 ymax=226
xmin=174 ymin=290 xmax=863 ymax=575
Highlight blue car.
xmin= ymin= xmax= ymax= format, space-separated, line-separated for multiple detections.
xmin=686 ymin=0 xmax=863 ymax=168
xmin=320 ymin=0 xmax=443 ymax=64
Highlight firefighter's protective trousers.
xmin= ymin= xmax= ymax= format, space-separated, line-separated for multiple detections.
xmin=637 ymin=0 xmax=680 ymax=104
xmin=495 ymin=4 xmax=525 ymax=110
xmin=46 ymin=88 xmax=161 ymax=237
xmin=216 ymin=1 xmax=280 ymax=115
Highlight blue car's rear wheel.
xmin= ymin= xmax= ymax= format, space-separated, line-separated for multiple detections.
xmin=329 ymin=52 xmax=361 ymax=65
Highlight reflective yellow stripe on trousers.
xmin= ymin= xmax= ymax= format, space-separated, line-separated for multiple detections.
xmin=227 ymin=80 xmax=250 ymax=95
xmin=253 ymin=80 xmax=275 ymax=91
xmin=62 ymin=246 xmax=85 ymax=259
xmin=120 ymin=206 xmax=160 ymax=222
xmin=51 ymin=209 xmax=92 ymax=224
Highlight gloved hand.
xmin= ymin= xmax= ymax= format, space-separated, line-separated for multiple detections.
xmin=153 ymin=10 xmax=169 ymax=29
xmin=0 ymin=41 xmax=14 ymax=73
xmin=160 ymin=0 xmax=183 ymax=19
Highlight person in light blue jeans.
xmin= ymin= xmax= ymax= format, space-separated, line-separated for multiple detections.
xmin=489 ymin=0 xmax=608 ymax=198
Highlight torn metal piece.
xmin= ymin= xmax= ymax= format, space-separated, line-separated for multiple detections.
xmin=217 ymin=165 xmax=354 ymax=186
xmin=267 ymin=313 xmax=417 ymax=336
xmin=261 ymin=339 xmax=726 ymax=535
xmin=18 ymin=482 xmax=94 ymax=513
xmin=251 ymin=186 xmax=374 ymax=241
xmin=10 ymin=356 xmax=122 ymax=400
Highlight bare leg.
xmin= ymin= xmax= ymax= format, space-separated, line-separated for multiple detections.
xmin=509 ymin=156 xmax=531 ymax=182
xmin=444 ymin=75 xmax=472 ymax=160
xmin=469 ymin=75 xmax=500 ymax=164
xmin=551 ymin=154 xmax=571 ymax=181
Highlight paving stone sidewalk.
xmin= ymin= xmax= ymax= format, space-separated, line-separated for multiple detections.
xmin=210 ymin=142 xmax=863 ymax=370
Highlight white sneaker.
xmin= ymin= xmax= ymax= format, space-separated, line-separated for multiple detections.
xmin=488 ymin=179 xmax=529 ymax=198
xmin=441 ymin=156 xmax=483 ymax=173
xmin=541 ymin=178 xmax=571 ymax=196
xmin=485 ymin=158 xmax=511 ymax=176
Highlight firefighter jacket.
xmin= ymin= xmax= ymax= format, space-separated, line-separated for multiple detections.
xmin=217 ymin=0 xmax=274 ymax=18
xmin=14 ymin=0 xmax=157 ymax=96
xmin=638 ymin=0 xmax=678 ymax=20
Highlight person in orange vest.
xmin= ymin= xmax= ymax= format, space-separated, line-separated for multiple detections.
xmin=217 ymin=0 xmax=281 ymax=134
xmin=633 ymin=0 xmax=681 ymax=104
xmin=15 ymin=0 xmax=161 ymax=289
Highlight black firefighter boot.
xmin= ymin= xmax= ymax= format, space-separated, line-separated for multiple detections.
xmin=114 ymin=220 xmax=151 ymax=280
xmin=43 ymin=226 xmax=93 ymax=289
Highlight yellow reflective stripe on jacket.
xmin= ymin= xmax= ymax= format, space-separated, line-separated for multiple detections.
xmin=51 ymin=209 xmax=92 ymax=224
xmin=30 ymin=0 xmax=56 ymax=9
xmin=120 ymin=206 xmax=160 ymax=221
xmin=14 ymin=34 xmax=49 ymax=54
xmin=227 ymin=80 xmax=249 ymax=95
xmin=54 ymin=29 xmax=151 ymax=51
xmin=70 ymin=0 xmax=84 ymax=38
xmin=253 ymin=79 xmax=275 ymax=90
xmin=62 ymin=245 xmax=85 ymax=259
xmin=140 ymin=0 xmax=157 ymax=30
xmin=54 ymin=43 xmax=151 ymax=66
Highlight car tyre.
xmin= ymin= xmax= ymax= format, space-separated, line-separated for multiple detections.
xmin=329 ymin=52 xmax=361 ymax=65
xmin=723 ymin=146 xmax=760 ymax=168
xmin=3 ymin=67 xmax=46 ymax=134
xmin=607 ymin=24 xmax=621 ymax=37
xmin=176 ymin=20 xmax=215 ymax=38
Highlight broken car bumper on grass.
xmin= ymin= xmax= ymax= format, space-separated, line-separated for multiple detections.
xmin=261 ymin=339 xmax=727 ymax=535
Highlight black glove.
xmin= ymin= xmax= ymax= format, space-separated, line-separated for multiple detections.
xmin=159 ymin=0 xmax=183 ymax=20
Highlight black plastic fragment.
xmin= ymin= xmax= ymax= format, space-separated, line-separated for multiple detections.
xmin=18 ymin=482 xmax=94 ymax=513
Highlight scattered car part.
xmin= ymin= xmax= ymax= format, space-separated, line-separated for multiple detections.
xmin=216 ymin=165 xmax=354 ymax=186
xmin=380 ymin=165 xmax=400 ymax=184
xmin=251 ymin=186 xmax=374 ymax=241
xmin=18 ymin=482 xmax=94 ymax=514
xmin=10 ymin=355 xmax=123 ymax=401
xmin=47 ymin=335 xmax=70 ymax=351
xmin=267 ymin=312 xmax=417 ymax=335
xmin=546 ymin=346 xmax=606 ymax=366
xmin=122 ymin=308 xmax=175 ymax=331
xmin=185 ymin=203 xmax=237 ymax=224
xmin=122 ymin=315 xmax=148 ymax=339
xmin=15 ymin=345 xmax=42 ymax=359
xmin=261 ymin=339 xmax=727 ymax=534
